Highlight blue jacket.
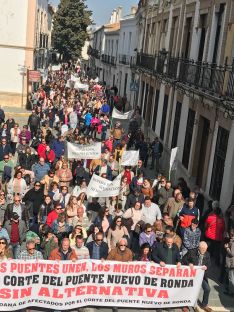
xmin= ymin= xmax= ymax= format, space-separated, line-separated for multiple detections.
xmin=86 ymin=241 xmax=108 ymax=260
xmin=32 ymin=162 xmax=50 ymax=181
xmin=100 ymin=103 xmax=110 ymax=114
xmin=84 ymin=113 xmax=92 ymax=126
xmin=51 ymin=139 xmax=65 ymax=158
xmin=0 ymin=228 xmax=10 ymax=243
xmin=94 ymin=215 xmax=113 ymax=230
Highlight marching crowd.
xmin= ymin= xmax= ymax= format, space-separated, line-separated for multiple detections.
xmin=0 ymin=63 xmax=233 ymax=312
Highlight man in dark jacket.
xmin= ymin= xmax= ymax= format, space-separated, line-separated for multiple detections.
xmin=125 ymin=188 xmax=144 ymax=209
xmin=4 ymin=212 xmax=27 ymax=259
xmin=86 ymin=232 xmax=108 ymax=260
xmin=27 ymin=110 xmax=40 ymax=138
xmin=150 ymin=137 xmax=163 ymax=171
xmin=182 ymin=241 xmax=212 ymax=312
xmin=23 ymin=182 xmax=44 ymax=225
xmin=4 ymin=195 xmax=29 ymax=228
xmin=94 ymin=159 xmax=112 ymax=180
xmin=0 ymin=138 xmax=12 ymax=161
xmin=51 ymin=136 xmax=65 ymax=159
xmin=152 ymin=233 xmax=181 ymax=266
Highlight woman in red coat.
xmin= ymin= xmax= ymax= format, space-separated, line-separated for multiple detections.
xmin=40 ymin=145 xmax=55 ymax=164
xmin=205 ymin=205 xmax=225 ymax=265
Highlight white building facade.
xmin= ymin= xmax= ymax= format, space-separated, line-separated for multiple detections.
xmin=0 ymin=0 xmax=53 ymax=108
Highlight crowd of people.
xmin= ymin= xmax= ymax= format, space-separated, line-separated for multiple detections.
xmin=0 ymin=63 xmax=233 ymax=312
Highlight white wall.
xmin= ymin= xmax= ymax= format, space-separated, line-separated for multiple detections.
xmin=0 ymin=0 xmax=28 ymax=46
xmin=0 ymin=48 xmax=26 ymax=93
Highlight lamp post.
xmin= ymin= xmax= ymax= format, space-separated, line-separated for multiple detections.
xmin=18 ymin=65 xmax=28 ymax=108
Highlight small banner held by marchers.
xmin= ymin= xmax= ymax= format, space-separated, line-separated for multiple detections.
xmin=66 ymin=142 xmax=101 ymax=159
xmin=86 ymin=174 xmax=121 ymax=197
xmin=112 ymin=107 xmax=134 ymax=120
xmin=121 ymin=150 xmax=139 ymax=166
xmin=0 ymin=260 xmax=204 ymax=311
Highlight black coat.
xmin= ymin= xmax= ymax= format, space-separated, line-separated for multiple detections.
xmin=23 ymin=188 xmax=44 ymax=217
xmin=19 ymin=153 xmax=36 ymax=170
xmin=86 ymin=241 xmax=108 ymax=260
xmin=0 ymin=144 xmax=12 ymax=160
xmin=28 ymin=114 xmax=40 ymax=127
xmin=151 ymin=242 xmax=181 ymax=265
xmin=182 ymin=249 xmax=211 ymax=280
xmin=4 ymin=203 xmax=29 ymax=228
xmin=125 ymin=193 xmax=145 ymax=209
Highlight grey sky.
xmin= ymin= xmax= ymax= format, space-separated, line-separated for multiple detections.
xmin=49 ymin=0 xmax=138 ymax=26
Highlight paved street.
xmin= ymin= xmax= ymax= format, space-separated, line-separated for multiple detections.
xmin=2 ymin=105 xmax=234 ymax=312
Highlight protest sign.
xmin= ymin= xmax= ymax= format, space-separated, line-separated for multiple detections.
xmin=169 ymin=147 xmax=178 ymax=179
xmin=112 ymin=107 xmax=134 ymax=120
xmin=51 ymin=65 xmax=61 ymax=71
xmin=86 ymin=174 xmax=121 ymax=197
xmin=0 ymin=260 xmax=204 ymax=311
xmin=66 ymin=142 xmax=101 ymax=159
xmin=121 ymin=150 xmax=139 ymax=166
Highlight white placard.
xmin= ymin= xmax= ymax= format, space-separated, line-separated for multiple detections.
xmin=86 ymin=174 xmax=121 ymax=197
xmin=121 ymin=150 xmax=139 ymax=166
xmin=112 ymin=107 xmax=134 ymax=120
xmin=66 ymin=142 xmax=101 ymax=159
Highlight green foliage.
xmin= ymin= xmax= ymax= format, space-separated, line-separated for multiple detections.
xmin=52 ymin=0 xmax=92 ymax=61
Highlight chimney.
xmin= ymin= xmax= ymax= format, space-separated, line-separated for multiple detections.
xmin=112 ymin=9 xmax=117 ymax=23
xmin=130 ymin=6 xmax=137 ymax=15
xmin=117 ymin=6 xmax=123 ymax=21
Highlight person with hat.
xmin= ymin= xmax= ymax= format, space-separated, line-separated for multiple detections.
xmin=4 ymin=212 xmax=27 ymax=259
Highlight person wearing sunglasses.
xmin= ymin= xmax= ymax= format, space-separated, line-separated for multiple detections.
xmin=107 ymin=237 xmax=133 ymax=262
xmin=0 ymin=138 xmax=12 ymax=161
xmin=86 ymin=232 xmax=108 ymax=260
xmin=4 ymin=195 xmax=29 ymax=228
xmin=46 ymin=203 xmax=65 ymax=227
xmin=0 ymin=237 xmax=12 ymax=260
xmin=4 ymin=212 xmax=27 ymax=259
xmin=17 ymin=240 xmax=43 ymax=260
xmin=139 ymin=223 xmax=156 ymax=247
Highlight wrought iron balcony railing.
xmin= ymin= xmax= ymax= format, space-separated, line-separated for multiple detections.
xmin=101 ymin=54 xmax=116 ymax=66
xmin=119 ymin=54 xmax=130 ymax=65
xmin=135 ymin=52 xmax=234 ymax=102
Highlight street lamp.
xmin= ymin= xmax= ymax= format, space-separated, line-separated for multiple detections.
xmin=18 ymin=65 xmax=28 ymax=108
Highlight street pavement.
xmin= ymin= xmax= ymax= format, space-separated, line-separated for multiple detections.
xmin=2 ymin=106 xmax=234 ymax=312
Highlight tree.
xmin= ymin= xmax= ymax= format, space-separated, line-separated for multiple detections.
xmin=52 ymin=0 xmax=92 ymax=61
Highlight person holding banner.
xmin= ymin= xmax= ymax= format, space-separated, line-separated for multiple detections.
xmin=107 ymin=237 xmax=133 ymax=262
xmin=183 ymin=241 xmax=212 ymax=312
xmin=86 ymin=232 xmax=108 ymax=260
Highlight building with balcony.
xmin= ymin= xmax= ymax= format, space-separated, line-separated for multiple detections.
xmin=0 ymin=0 xmax=54 ymax=108
xmin=89 ymin=6 xmax=138 ymax=107
xmin=135 ymin=0 xmax=234 ymax=210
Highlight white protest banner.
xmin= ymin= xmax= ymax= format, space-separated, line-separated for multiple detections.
xmin=87 ymin=174 xmax=121 ymax=197
xmin=74 ymin=81 xmax=89 ymax=91
xmin=0 ymin=260 xmax=204 ymax=311
xmin=51 ymin=65 xmax=61 ymax=71
xmin=66 ymin=142 xmax=101 ymax=159
xmin=112 ymin=107 xmax=134 ymax=120
xmin=169 ymin=147 xmax=178 ymax=179
xmin=121 ymin=150 xmax=139 ymax=166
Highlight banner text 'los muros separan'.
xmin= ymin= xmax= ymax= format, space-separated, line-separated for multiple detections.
xmin=0 ymin=260 xmax=204 ymax=311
